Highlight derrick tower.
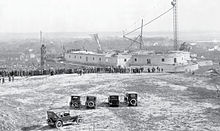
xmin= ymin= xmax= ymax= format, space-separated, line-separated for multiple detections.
xmin=172 ymin=0 xmax=178 ymax=50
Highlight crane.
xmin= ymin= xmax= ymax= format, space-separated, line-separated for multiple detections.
xmin=92 ymin=33 xmax=103 ymax=53
xmin=123 ymin=0 xmax=177 ymax=51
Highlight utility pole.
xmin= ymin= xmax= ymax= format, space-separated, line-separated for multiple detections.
xmin=40 ymin=31 xmax=46 ymax=69
xmin=40 ymin=30 xmax=43 ymax=45
xmin=140 ymin=19 xmax=144 ymax=50
xmin=172 ymin=0 xmax=178 ymax=50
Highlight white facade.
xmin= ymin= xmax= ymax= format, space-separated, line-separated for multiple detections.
xmin=117 ymin=54 xmax=132 ymax=67
xmin=129 ymin=51 xmax=191 ymax=66
xmin=64 ymin=50 xmax=198 ymax=72
xmin=65 ymin=51 xmax=117 ymax=66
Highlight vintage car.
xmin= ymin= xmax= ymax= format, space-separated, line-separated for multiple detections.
xmin=124 ymin=92 xmax=138 ymax=106
xmin=47 ymin=110 xmax=82 ymax=128
xmin=69 ymin=96 xmax=81 ymax=108
xmin=108 ymin=95 xmax=119 ymax=107
xmin=85 ymin=96 xmax=96 ymax=109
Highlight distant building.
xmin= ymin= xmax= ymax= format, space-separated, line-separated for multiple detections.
xmin=129 ymin=51 xmax=191 ymax=66
xmin=64 ymin=50 xmax=117 ymax=67
xmin=65 ymin=50 xmax=198 ymax=72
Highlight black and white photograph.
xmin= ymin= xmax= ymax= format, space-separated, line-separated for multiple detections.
xmin=0 ymin=0 xmax=220 ymax=130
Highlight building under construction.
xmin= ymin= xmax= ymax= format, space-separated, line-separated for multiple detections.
xmin=64 ymin=0 xmax=199 ymax=72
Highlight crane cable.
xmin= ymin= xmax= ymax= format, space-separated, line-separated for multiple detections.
xmin=126 ymin=35 xmax=140 ymax=50
xmin=124 ymin=18 xmax=141 ymax=32
xmin=124 ymin=6 xmax=174 ymax=36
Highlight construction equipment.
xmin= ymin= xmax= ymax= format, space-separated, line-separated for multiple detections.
xmin=123 ymin=0 xmax=177 ymax=51
xmin=92 ymin=34 xmax=103 ymax=53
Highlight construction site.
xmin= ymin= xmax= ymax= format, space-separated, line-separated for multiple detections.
xmin=1 ymin=0 xmax=220 ymax=131
xmin=64 ymin=0 xmax=198 ymax=73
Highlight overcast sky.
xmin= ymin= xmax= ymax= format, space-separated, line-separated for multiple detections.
xmin=0 ymin=0 xmax=219 ymax=33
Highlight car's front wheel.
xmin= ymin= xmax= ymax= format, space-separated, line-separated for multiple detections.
xmin=88 ymin=101 xmax=95 ymax=108
xmin=47 ymin=119 xmax=55 ymax=127
xmin=76 ymin=118 xmax=82 ymax=124
xmin=55 ymin=120 xmax=63 ymax=128
xmin=130 ymin=99 xmax=137 ymax=106
xmin=73 ymin=102 xmax=79 ymax=107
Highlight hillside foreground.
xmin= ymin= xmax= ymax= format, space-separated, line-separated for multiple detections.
xmin=1 ymin=73 xmax=220 ymax=131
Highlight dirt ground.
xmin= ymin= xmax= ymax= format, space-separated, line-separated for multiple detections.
xmin=1 ymin=73 xmax=220 ymax=131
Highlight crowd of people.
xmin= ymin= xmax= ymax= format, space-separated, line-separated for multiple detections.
xmin=0 ymin=66 xmax=164 ymax=84
xmin=0 ymin=74 xmax=14 ymax=84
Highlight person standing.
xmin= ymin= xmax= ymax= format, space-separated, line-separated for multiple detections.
xmin=8 ymin=75 xmax=11 ymax=82
xmin=2 ymin=77 xmax=5 ymax=84
xmin=12 ymin=75 xmax=14 ymax=82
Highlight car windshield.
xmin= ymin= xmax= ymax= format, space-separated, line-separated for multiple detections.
xmin=130 ymin=94 xmax=137 ymax=97
xmin=87 ymin=97 xmax=95 ymax=100
xmin=64 ymin=112 xmax=70 ymax=116
xmin=47 ymin=111 xmax=58 ymax=119
xmin=57 ymin=112 xmax=66 ymax=117
xmin=110 ymin=96 xmax=118 ymax=99
xmin=72 ymin=96 xmax=79 ymax=99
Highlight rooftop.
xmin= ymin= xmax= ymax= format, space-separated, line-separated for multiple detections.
xmin=69 ymin=50 xmax=104 ymax=56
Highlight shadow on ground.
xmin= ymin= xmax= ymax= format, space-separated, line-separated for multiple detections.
xmin=21 ymin=125 xmax=53 ymax=131
xmin=21 ymin=123 xmax=79 ymax=131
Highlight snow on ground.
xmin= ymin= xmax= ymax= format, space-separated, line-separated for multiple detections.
xmin=1 ymin=73 xmax=220 ymax=131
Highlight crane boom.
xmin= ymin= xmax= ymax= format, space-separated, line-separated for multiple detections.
xmin=92 ymin=34 xmax=102 ymax=52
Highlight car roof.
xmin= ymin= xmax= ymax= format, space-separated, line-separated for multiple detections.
xmin=71 ymin=96 xmax=80 ymax=98
xmin=109 ymin=94 xmax=119 ymax=96
xmin=86 ymin=95 xmax=96 ymax=97
xmin=47 ymin=109 xmax=70 ymax=114
xmin=126 ymin=91 xmax=138 ymax=94
xmin=71 ymin=95 xmax=80 ymax=97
